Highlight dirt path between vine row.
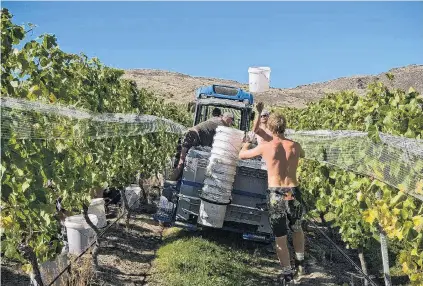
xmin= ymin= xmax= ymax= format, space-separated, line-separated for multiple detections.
xmin=92 ymin=210 xmax=363 ymax=286
xmin=91 ymin=211 xmax=164 ymax=286
xmin=2 ymin=209 xmax=366 ymax=286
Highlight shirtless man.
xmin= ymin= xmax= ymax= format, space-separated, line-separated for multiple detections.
xmin=248 ymin=102 xmax=273 ymax=145
xmin=239 ymin=112 xmax=306 ymax=284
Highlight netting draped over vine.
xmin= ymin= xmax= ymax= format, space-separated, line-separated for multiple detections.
xmin=1 ymin=97 xmax=187 ymax=139
xmin=285 ymin=129 xmax=423 ymax=201
xmin=1 ymin=97 xmax=422 ymax=200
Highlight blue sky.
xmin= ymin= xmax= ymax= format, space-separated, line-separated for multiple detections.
xmin=3 ymin=1 xmax=423 ymax=88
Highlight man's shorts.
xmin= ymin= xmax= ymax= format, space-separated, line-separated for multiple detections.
xmin=182 ymin=129 xmax=200 ymax=150
xmin=266 ymin=186 xmax=304 ymax=237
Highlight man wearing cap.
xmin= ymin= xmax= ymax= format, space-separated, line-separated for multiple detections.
xmin=170 ymin=112 xmax=234 ymax=181
xmin=247 ymin=102 xmax=273 ymax=145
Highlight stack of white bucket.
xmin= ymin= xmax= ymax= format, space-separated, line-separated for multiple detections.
xmin=198 ymin=126 xmax=244 ymax=228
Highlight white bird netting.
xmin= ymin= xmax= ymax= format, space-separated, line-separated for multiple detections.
xmin=1 ymin=97 xmax=422 ymax=201
xmin=285 ymin=129 xmax=423 ymax=201
xmin=1 ymin=97 xmax=187 ymax=139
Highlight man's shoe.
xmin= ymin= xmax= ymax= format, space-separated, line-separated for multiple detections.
xmin=294 ymin=259 xmax=308 ymax=281
xmin=278 ymin=273 xmax=295 ymax=285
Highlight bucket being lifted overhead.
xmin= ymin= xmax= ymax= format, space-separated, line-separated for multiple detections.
xmin=248 ymin=67 xmax=271 ymax=93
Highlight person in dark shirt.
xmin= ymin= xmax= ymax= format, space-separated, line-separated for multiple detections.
xmin=212 ymin=107 xmax=222 ymax=117
xmin=169 ymin=112 xmax=234 ymax=181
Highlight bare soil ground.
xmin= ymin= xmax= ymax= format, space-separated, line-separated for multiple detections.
xmin=91 ymin=211 xmax=164 ymax=286
xmin=1 ymin=205 xmax=403 ymax=286
xmin=146 ymin=224 xmax=364 ymax=286
xmin=1 ymin=260 xmax=31 ymax=286
xmin=92 ymin=210 xmax=360 ymax=286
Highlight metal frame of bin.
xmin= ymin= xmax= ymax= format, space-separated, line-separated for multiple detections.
xmin=170 ymin=147 xmax=274 ymax=242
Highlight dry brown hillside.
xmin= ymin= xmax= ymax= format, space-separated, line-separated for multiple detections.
xmin=123 ymin=64 xmax=423 ymax=108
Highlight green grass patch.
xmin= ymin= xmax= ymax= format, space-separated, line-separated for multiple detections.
xmin=150 ymin=228 xmax=277 ymax=286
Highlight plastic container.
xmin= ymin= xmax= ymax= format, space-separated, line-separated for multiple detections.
xmin=154 ymin=195 xmax=175 ymax=223
xmin=210 ymin=148 xmax=239 ymax=160
xmin=199 ymin=125 xmax=244 ymax=228
xmin=207 ymin=171 xmax=237 ymax=182
xmin=88 ymin=198 xmax=107 ymax=228
xmin=215 ymin=128 xmax=244 ymax=137
xmin=212 ymin=139 xmax=243 ymax=152
xmin=125 ymin=185 xmax=141 ymax=209
xmin=248 ymin=67 xmax=271 ymax=93
xmin=201 ymin=185 xmax=231 ymax=202
xmin=64 ymin=214 xmax=98 ymax=255
xmin=197 ymin=200 xmax=227 ymax=228
xmin=215 ymin=126 xmax=245 ymax=138
xmin=209 ymin=155 xmax=238 ymax=166
xmin=207 ymin=163 xmax=237 ymax=176
xmin=214 ymin=133 xmax=243 ymax=144
xmin=204 ymin=177 xmax=234 ymax=190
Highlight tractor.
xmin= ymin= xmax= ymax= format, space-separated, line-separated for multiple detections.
xmin=154 ymin=85 xmax=273 ymax=242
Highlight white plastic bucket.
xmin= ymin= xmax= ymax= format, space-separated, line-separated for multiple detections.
xmin=198 ymin=124 xmax=243 ymax=229
xmin=88 ymin=198 xmax=107 ymax=228
xmin=198 ymin=200 xmax=227 ymax=228
xmin=204 ymin=177 xmax=234 ymax=190
xmin=125 ymin=185 xmax=141 ymax=209
xmin=64 ymin=214 xmax=98 ymax=255
xmin=209 ymin=154 xmax=238 ymax=166
xmin=214 ymin=130 xmax=244 ymax=141
xmin=202 ymin=185 xmax=231 ymax=201
xmin=248 ymin=67 xmax=271 ymax=93
xmin=216 ymin=126 xmax=245 ymax=137
xmin=207 ymin=171 xmax=236 ymax=182
xmin=207 ymin=163 xmax=237 ymax=176
xmin=211 ymin=147 xmax=239 ymax=160
xmin=213 ymin=136 xmax=243 ymax=146
xmin=212 ymin=139 xmax=243 ymax=153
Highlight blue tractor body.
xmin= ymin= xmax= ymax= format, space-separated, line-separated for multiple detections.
xmin=196 ymin=85 xmax=254 ymax=105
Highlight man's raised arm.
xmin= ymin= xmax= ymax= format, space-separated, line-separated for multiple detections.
xmin=253 ymin=102 xmax=264 ymax=133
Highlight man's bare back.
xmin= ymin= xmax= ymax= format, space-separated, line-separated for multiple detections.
xmin=239 ymin=136 xmax=304 ymax=187
xmin=262 ymin=137 xmax=304 ymax=187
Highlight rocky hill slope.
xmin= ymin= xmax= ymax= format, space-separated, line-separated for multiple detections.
xmin=123 ymin=64 xmax=423 ymax=108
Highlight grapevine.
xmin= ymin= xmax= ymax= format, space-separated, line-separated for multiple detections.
xmin=276 ymin=78 xmax=423 ymax=284
xmin=1 ymin=8 xmax=189 ymax=281
xmin=2 ymin=7 xmax=422 ymax=285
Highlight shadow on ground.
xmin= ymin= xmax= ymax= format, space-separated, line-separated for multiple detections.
xmin=0 ymin=264 xmax=30 ymax=286
xmin=91 ymin=210 xmax=163 ymax=286
xmin=154 ymin=223 xmax=369 ymax=286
